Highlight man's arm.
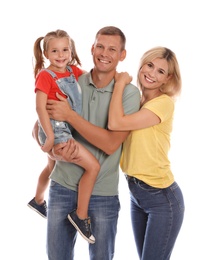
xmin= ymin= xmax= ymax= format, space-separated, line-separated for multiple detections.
xmin=65 ymin=111 xmax=129 ymax=155
xmin=47 ymin=93 xmax=129 ymax=155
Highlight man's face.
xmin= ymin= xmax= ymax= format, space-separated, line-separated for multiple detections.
xmin=91 ymin=34 xmax=126 ymax=73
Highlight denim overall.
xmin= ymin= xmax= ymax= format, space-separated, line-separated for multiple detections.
xmin=38 ymin=66 xmax=82 ymax=145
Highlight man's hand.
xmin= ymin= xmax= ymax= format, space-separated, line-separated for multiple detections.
xmin=47 ymin=93 xmax=72 ymax=121
xmin=50 ymin=139 xmax=80 ymax=163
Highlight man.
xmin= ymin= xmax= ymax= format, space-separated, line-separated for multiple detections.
xmin=36 ymin=26 xmax=141 ymax=260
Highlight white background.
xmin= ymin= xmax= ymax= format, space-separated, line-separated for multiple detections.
xmin=1 ymin=0 xmax=214 ymax=259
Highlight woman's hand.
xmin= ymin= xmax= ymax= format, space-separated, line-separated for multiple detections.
xmin=114 ymin=72 xmax=132 ymax=87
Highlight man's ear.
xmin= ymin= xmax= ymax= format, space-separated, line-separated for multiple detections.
xmin=91 ymin=45 xmax=94 ymax=55
xmin=120 ymin=49 xmax=126 ymax=61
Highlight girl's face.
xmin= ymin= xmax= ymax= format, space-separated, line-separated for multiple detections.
xmin=139 ymin=58 xmax=171 ymax=90
xmin=45 ymin=37 xmax=71 ymax=72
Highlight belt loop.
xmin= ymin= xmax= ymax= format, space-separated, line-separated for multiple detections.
xmin=126 ymin=175 xmax=136 ymax=184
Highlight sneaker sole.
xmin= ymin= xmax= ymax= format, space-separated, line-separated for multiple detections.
xmin=27 ymin=204 xmax=47 ymax=219
xmin=67 ymin=214 xmax=95 ymax=244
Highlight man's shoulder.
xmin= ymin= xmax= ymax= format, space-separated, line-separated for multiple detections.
xmin=78 ymin=72 xmax=90 ymax=81
xmin=77 ymin=73 xmax=90 ymax=90
xmin=126 ymin=82 xmax=138 ymax=89
xmin=123 ymin=83 xmax=141 ymax=113
xmin=124 ymin=83 xmax=141 ymax=96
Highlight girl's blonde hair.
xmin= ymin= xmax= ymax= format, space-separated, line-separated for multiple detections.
xmin=137 ymin=46 xmax=182 ymax=98
xmin=33 ymin=29 xmax=81 ymax=78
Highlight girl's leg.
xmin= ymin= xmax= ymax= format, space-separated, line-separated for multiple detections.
xmin=35 ymin=156 xmax=55 ymax=204
xmin=28 ymin=156 xmax=55 ymax=218
xmin=67 ymin=141 xmax=100 ymax=243
xmin=74 ymin=142 xmax=100 ymax=219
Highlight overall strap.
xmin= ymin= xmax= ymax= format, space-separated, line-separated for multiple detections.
xmin=40 ymin=66 xmax=73 ymax=80
xmin=41 ymin=68 xmax=57 ymax=79
xmin=66 ymin=65 xmax=73 ymax=73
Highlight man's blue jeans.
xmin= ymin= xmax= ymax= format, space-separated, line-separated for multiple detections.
xmin=127 ymin=177 xmax=184 ymax=260
xmin=47 ymin=181 xmax=120 ymax=260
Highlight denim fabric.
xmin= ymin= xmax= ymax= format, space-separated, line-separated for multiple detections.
xmin=126 ymin=176 xmax=184 ymax=260
xmin=47 ymin=181 xmax=120 ymax=260
xmin=38 ymin=66 xmax=82 ymax=145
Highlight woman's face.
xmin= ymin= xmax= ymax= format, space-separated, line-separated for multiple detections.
xmin=139 ymin=58 xmax=171 ymax=90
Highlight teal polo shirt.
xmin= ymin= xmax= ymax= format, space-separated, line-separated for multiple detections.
xmin=50 ymin=72 xmax=141 ymax=196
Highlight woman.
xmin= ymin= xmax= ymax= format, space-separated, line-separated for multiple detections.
xmin=108 ymin=46 xmax=185 ymax=260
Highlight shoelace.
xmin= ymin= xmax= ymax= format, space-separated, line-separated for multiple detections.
xmin=83 ymin=218 xmax=91 ymax=232
xmin=43 ymin=202 xmax=47 ymax=213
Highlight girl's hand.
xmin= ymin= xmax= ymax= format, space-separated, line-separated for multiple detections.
xmin=41 ymin=136 xmax=55 ymax=153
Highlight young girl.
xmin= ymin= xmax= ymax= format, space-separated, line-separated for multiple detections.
xmin=28 ymin=29 xmax=100 ymax=244
xmin=108 ymin=46 xmax=185 ymax=259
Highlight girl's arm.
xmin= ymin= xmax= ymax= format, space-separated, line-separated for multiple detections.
xmin=32 ymin=120 xmax=78 ymax=162
xmin=36 ymin=90 xmax=55 ymax=152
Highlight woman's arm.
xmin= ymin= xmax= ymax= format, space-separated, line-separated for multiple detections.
xmin=108 ymin=72 xmax=160 ymax=131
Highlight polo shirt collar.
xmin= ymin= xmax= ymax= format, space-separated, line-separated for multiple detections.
xmin=88 ymin=70 xmax=114 ymax=93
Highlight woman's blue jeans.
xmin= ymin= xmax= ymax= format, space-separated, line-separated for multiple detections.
xmin=127 ymin=176 xmax=185 ymax=260
xmin=47 ymin=181 xmax=120 ymax=260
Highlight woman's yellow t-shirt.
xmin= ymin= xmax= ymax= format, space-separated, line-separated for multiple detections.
xmin=120 ymin=94 xmax=175 ymax=188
